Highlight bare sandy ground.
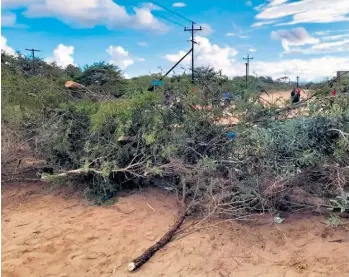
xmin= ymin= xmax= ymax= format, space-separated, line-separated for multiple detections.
xmin=259 ymin=90 xmax=312 ymax=107
xmin=2 ymin=182 xmax=349 ymax=277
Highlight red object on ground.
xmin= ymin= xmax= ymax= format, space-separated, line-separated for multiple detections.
xmin=331 ymin=89 xmax=337 ymax=97
xmin=297 ymin=88 xmax=301 ymax=96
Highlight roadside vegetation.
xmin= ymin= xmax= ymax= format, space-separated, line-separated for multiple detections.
xmin=2 ymin=52 xmax=349 ymax=221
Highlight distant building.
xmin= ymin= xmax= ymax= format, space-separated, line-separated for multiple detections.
xmin=337 ymin=71 xmax=349 ymax=78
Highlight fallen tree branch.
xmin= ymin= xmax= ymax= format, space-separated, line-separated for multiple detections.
xmin=127 ymin=173 xmax=188 ymax=272
xmin=127 ymin=211 xmax=186 ymax=272
xmin=41 ymin=163 xmax=146 ymax=180
xmin=1 ymin=177 xmax=40 ymax=183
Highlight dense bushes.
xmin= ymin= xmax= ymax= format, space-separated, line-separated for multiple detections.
xmin=2 ymin=53 xmax=349 ymax=217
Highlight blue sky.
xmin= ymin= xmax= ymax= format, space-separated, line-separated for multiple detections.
xmin=1 ymin=0 xmax=349 ymax=81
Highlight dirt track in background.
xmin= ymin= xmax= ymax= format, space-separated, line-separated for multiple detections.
xmin=259 ymin=90 xmax=312 ymax=106
xmin=2 ymin=182 xmax=349 ymax=277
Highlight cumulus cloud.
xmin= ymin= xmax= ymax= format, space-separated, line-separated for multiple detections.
xmin=254 ymin=0 xmax=349 ymax=26
xmin=1 ymin=36 xmax=17 ymax=56
xmin=271 ymin=27 xmax=319 ymax=52
xmin=106 ymin=45 xmax=134 ymax=70
xmin=45 ymin=44 xmax=75 ymax=67
xmin=253 ymin=56 xmax=349 ymax=81
xmin=200 ymin=23 xmax=214 ymax=37
xmin=164 ymin=36 xmax=348 ymax=81
xmin=165 ymin=36 xmax=239 ymax=76
xmin=165 ymin=50 xmax=188 ymax=63
xmin=271 ymin=28 xmax=349 ymax=55
xmin=6 ymin=0 xmax=168 ymax=33
xmin=1 ymin=12 xmax=17 ymax=27
xmin=172 ymin=2 xmax=186 ymax=8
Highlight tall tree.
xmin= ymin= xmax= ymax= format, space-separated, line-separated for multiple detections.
xmin=76 ymin=62 xmax=126 ymax=97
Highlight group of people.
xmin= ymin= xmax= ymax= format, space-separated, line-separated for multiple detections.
xmin=291 ymin=86 xmax=338 ymax=105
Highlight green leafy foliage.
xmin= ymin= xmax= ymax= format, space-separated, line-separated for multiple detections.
xmin=2 ymin=53 xmax=349 ymax=216
xmin=76 ymin=62 xmax=126 ymax=97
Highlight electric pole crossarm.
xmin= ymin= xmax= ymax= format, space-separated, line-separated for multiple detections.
xmin=25 ymin=48 xmax=41 ymax=59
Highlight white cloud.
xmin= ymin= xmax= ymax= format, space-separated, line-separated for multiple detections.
xmin=249 ymin=48 xmax=256 ymax=52
xmin=288 ymin=39 xmax=349 ymax=55
xmin=245 ymin=0 xmax=252 ymax=7
xmin=164 ymin=36 xmax=239 ymax=76
xmin=271 ymin=28 xmax=349 ymax=55
xmin=321 ymin=34 xmax=349 ymax=41
xmin=200 ymin=23 xmax=214 ymax=37
xmin=45 ymin=43 xmax=75 ymax=67
xmin=1 ymin=12 xmax=17 ymax=27
xmin=1 ymin=36 xmax=17 ymax=56
xmin=271 ymin=27 xmax=319 ymax=52
xmin=1 ymin=0 xmax=39 ymax=8
xmin=138 ymin=42 xmax=148 ymax=47
xmin=164 ymin=36 xmax=348 ymax=81
xmin=9 ymin=0 xmax=168 ymax=33
xmin=172 ymin=2 xmax=186 ymax=8
xmin=225 ymin=33 xmax=248 ymax=39
xmin=106 ymin=45 xmax=134 ymax=70
xmin=253 ymin=56 xmax=349 ymax=81
xmin=165 ymin=50 xmax=188 ymax=63
xmin=137 ymin=58 xmax=145 ymax=62
xmin=252 ymin=20 xmax=278 ymax=27
xmin=315 ymin=31 xmax=329 ymax=36
xmin=254 ymin=0 xmax=349 ymax=26
xmin=315 ymin=29 xmax=349 ymax=36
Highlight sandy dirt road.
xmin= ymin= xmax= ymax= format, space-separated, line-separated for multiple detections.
xmin=2 ymin=182 xmax=349 ymax=277
xmin=259 ymin=90 xmax=312 ymax=107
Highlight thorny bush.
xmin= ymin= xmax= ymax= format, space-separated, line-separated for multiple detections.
xmin=2 ymin=53 xmax=349 ymax=218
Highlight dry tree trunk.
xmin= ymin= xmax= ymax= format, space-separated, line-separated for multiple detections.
xmin=127 ymin=211 xmax=186 ymax=272
xmin=127 ymin=178 xmax=187 ymax=272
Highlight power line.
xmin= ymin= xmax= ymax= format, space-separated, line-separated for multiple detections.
xmin=210 ymin=33 xmax=236 ymax=48
xmin=150 ymin=0 xmax=194 ymax=23
xmin=149 ymin=1 xmax=238 ymax=52
xmin=155 ymin=13 xmax=186 ymax=28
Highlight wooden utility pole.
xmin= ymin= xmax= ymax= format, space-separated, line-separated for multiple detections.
xmin=185 ymin=22 xmax=202 ymax=83
xmin=243 ymin=54 xmax=253 ymax=87
xmin=25 ymin=48 xmax=41 ymax=59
